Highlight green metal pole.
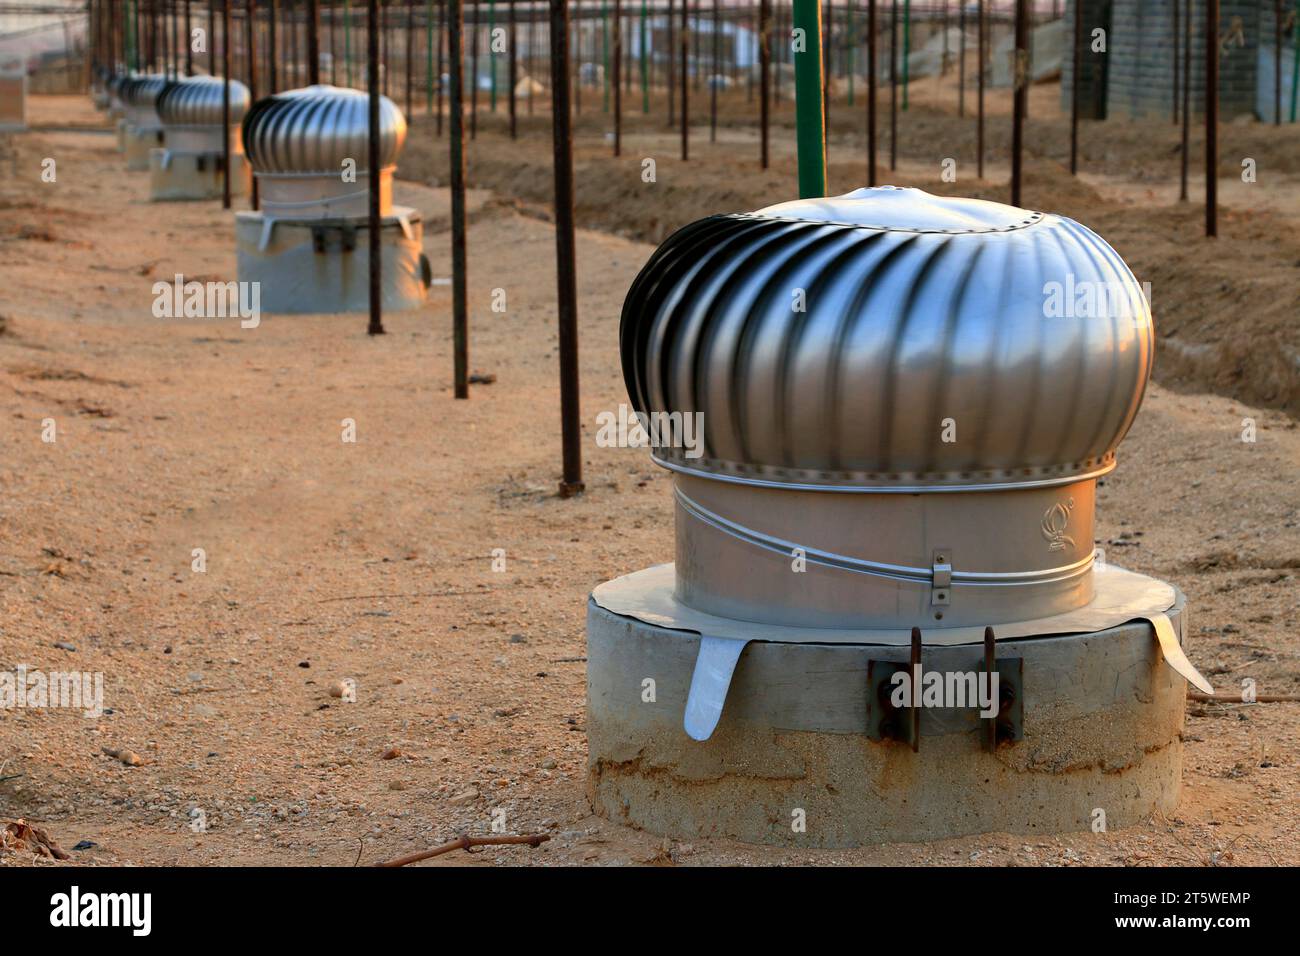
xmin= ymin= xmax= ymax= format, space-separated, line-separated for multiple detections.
xmin=640 ymin=0 xmax=648 ymax=112
xmin=345 ymin=0 xmax=354 ymax=86
xmin=427 ymin=0 xmax=434 ymax=111
xmin=602 ymin=1 xmax=610 ymax=111
xmin=793 ymin=0 xmax=827 ymax=197
xmin=902 ymin=0 xmax=909 ymax=110
xmin=489 ymin=0 xmax=497 ymax=110
xmin=1291 ymin=11 xmax=1299 ymax=122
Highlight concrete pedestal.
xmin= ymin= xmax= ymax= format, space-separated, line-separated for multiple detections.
xmin=124 ymin=124 xmax=164 ymax=171
xmin=234 ymin=206 xmax=430 ymax=314
xmin=149 ymin=148 xmax=250 ymax=201
xmin=587 ymin=586 xmax=1187 ymax=847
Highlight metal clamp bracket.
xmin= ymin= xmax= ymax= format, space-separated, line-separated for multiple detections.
xmin=931 ymin=548 xmax=952 ymax=606
xmin=982 ymin=626 xmax=1025 ymax=751
xmin=311 ymin=222 xmax=358 ymax=254
xmin=867 ymin=625 xmax=1024 ymax=752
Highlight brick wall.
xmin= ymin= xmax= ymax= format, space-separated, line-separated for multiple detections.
xmin=1062 ymin=0 xmax=1287 ymax=120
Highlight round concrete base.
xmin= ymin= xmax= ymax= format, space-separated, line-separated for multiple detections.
xmin=234 ymin=208 xmax=430 ymax=314
xmin=586 ymin=594 xmax=1186 ymax=847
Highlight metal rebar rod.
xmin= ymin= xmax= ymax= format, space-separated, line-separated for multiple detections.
xmin=759 ymin=0 xmax=768 ymax=168
xmin=344 ymin=0 xmax=352 ymax=85
xmin=450 ymin=0 xmax=467 ymax=390
xmin=900 ymin=0 xmax=908 ymax=110
xmin=548 ymin=0 xmax=583 ymax=497
xmin=613 ymin=0 xmax=621 ymax=154
xmin=368 ymin=0 xmax=386 ymax=334
xmin=976 ymin=0 xmax=984 ymax=178
xmin=668 ymin=0 xmax=675 ymax=125
xmin=709 ymin=0 xmax=717 ymax=142
xmin=437 ymin=0 xmax=445 ymax=130
xmin=888 ymin=0 xmax=896 ymax=170
xmin=1205 ymin=0 xmax=1218 ymax=237
xmin=307 ymin=0 xmax=320 ymax=81
xmin=1179 ymin=0 xmax=1190 ymax=200
xmin=222 ymin=0 xmax=231 ymax=208
xmin=508 ymin=0 xmax=517 ymax=135
xmin=639 ymin=0 xmax=647 ymax=112
xmin=680 ymin=0 xmax=688 ymax=159
xmin=246 ymin=0 xmax=259 ymax=208
xmin=471 ymin=0 xmax=478 ymax=135
xmin=1069 ymin=0 xmax=1079 ymax=175
xmin=867 ymin=0 xmax=875 ymax=185
xmin=406 ymin=0 xmax=414 ymax=114
xmin=957 ymin=0 xmax=964 ymax=115
xmin=1274 ymin=0 xmax=1281 ymax=125
xmin=1172 ymin=0 xmax=1179 ymax=124
xmin=1011 ymin=0 xmax=1026 ymax=205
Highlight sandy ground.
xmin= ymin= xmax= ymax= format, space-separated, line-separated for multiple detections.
xmin=0 ymin=93 xmax=1297 ymax=867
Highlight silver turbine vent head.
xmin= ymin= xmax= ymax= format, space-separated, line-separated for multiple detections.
xmin=620 ymin=186 xmax=1156 ymax=629
xmin=157 ymin=75 xmax=251 ymax=128
xmin=621 ymin=186 xmax=1153 ymax=491
xmin=241 ymin=84 xmax=407 ymax=176
xmin=119 ymin=73 xmax=169 ymax=109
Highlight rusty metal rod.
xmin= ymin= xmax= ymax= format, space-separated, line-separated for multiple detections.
xmin=406 ymin=0 xmax=414 ymax=115
xmin=1206 ymin=0 xmax=1218 ymax=237
xmin=450 ymin=0 xmax=468 ymax=391
xmin=976 ymin=0 xmax=984 ymax=178
xmin=613 ymin=0 xmax=622 ymax=155
xmin=222 ymin=0 xmax=231 ymax=209
xmin=549 ymin=0 xmax=583 ymax=498
xmin=680 ymin=0 xmax=688 ymax=160
xmin=982 ymin=626 xmax=996 ymax=752
xmin=889 ymin=0 xmax=897 ymax=170
xmin=307 ymin=0 xmax=320 ymax=82
xmin=1069 ymin=0 xmax=1079 ymax=175
xmin=508 ymin=0 xmax=517 ymax=138
xmin=437 ymin=0 xmax=445 ymax=133
xmin=909 ymin=626 xmax=921 ymax=753
xmin=367 ymin=0 xmax=385 ymax=335
xmin=246 ymin=0 xmax=259 ymax=209
xmin=1179 ymin=0 xmax=1190 ymax=201
xmin=759 ymin=0 xmax=769 ymax=169
xmin=867 ymin=0 xmax=875 ymax=185
xmin=1010 ymin=0 xmax=1026 ymax=206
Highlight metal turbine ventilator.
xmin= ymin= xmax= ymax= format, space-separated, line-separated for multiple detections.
xmin=150 ymin=76 xmax=252 ymax=201
xmin=119 ymin=74 xmax=169 ymax=171
xmin=235 ymin=85 xmax=430 ymax=314
xmin=595 ymin=186 xmax=1211 ymax=746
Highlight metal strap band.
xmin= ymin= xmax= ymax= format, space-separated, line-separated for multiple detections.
xmin=675 ymin=486 xmax=1096 ymax=588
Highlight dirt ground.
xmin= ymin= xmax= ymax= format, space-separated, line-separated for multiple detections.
xmin=0 ymin=89 xmax=1297 ymax=867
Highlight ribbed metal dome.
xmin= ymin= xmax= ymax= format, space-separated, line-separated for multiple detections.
xmin=119 ymin=74 xmax=169 ymax=108
xmin=621 ymin=186 xmax=1154 ymax=491
xmin=241 ymin=85 xmax=406 ymax=175
xmin=157 ymin=76 xmax=250 ymax=127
